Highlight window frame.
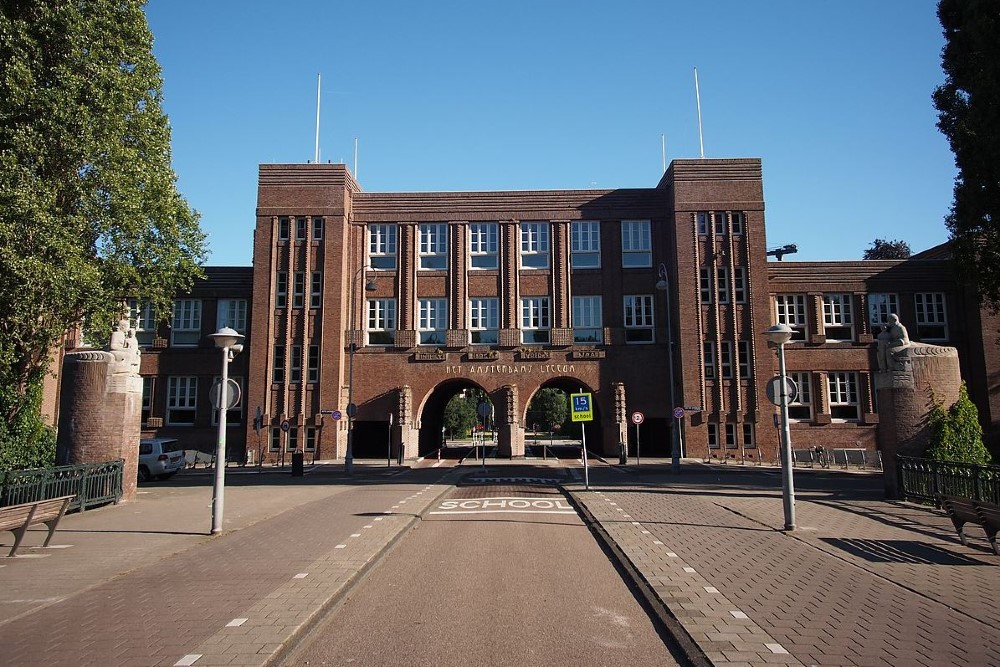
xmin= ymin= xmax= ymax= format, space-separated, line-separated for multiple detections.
xmin=278 ymin=217 xmax=289 ymax=241
xmin=292 ymin=272 xmax=305 ymax=309
xmin=166 ymin=376 xmax=197 ymax=425
xmin=128 ymin=299 xmax=156 ymax=346
xmin=275 ymin=272 xmax=288 ymax=309
xmin=717 ymin=267 xmax=731 ymax=305
xmin=272 ymin=344 xmax=286 ymax=383
xmin=216 ymin=298 xmax=248 ymax=334
xmin=703 ymin=341 xmax=716 ymax=379
xmin=828 ymin=372 xmax=860 ymax=422
xmin=310 ymin=272 xmax=322 ymax=309
xmin=787 ymin=371 xmax=813 ymax=421
xmin=418 ymin=298 xmax=448 ymax=345
xmin=520 ymin=297 xmax=551 ymax=344
xmin=572 ymin=295 xmax=603 ymax=344
xmin=367 ymin=299 xmax=397 ymax=346
xmin=307 ymin=345 xmax=320 ymax=383
xmin=171 ymin=299 xmax=202 ymax=347
xmin=733 ymin=267 xmax=747 ymax=304
xmin=775 ymin=294 xmax=807 ymax=341
xmin=621 ymin=220 xmax=652 ymax=268
xmin=520 ymin=222 xmax=550 ymax=269
xmin=571 ymin=220 xmax=601 ymax=269
xmin=418 ymin=223 xmax=448 ymax=271
xmin=469 ymin=298 xmax=499 ymax=344
xmin=369 ymin=224 xmax=398 ymax=271
xmin=312 ymin=216 xmax=324 ymax=240
xmin=623 ymin=294 xmax=654 ymax=343
xmin=469 ymin=223 xmax=499 ymax=270
xmin=914 ymin=292 xmax=948 ymax=341
xmin=822 ymin=293 xmax=854 ymax=342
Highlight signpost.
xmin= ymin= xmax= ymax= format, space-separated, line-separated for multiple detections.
xmin=631 ymin=411 xmax=644 ymax=465
xmin=570 ymin=392 xmax=593 ymax=489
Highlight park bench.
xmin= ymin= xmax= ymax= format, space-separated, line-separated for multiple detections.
xmin=0 ymin=495 xmax=75 ymax=557
xmin=940 ymin=496 xmax=1000 ymax=556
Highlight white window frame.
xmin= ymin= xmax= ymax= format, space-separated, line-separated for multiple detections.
xmin=733 ymin=267 xmax=747 ymax=304
xmin=731 ymin=212 xmax=745 ymax=235
xmin=286 ymin=427 xmax=299 ymax=452
xmin=703 ymin=341 xmax=716 ymax=379
xmin=128 ymin=299 xmax=156 ymax=346
xmin=305 ymin=426 xmax=317 ymax=452
xmin=868 ymin=293 xmax=900 ymax=329
xmin=295 ymin=216 xmax=308 ymax=241
xmin=520 ymin=222 xmax=550 ymax=269
xmin=520 ymin=297 xmax=550 ymax=344
xmin=720 ymin=341 xmax=733 ymax=378
xmin=216 ymin=299 xmax=247 ymax=334
xmin=469 ymin=223 xmax=499 ymax=270
xmin=275 ymin=272 xmax=287 ymax=309
xmin=572 ymin=296 xmax=603 ymax=344
xmin=700 ymin=267 xmax=713 ymax=304
xmin=171 ymin=299 xmax=202 ymax=347
xmin=788 ymin=371 xmax=813 ymax=421
xmin=141 ymin=376 xmax=153 ymax=424
xmin=166 ymin=376 xmax=197 ymax=425
xmin=278 ymin=217 xmax=289 ymax=241
xmin=369 ymin=224 xmax=398 ymax=271
xmin=713 ymin=212 xmax=727 ymax=235
xmin=621 ymin=220 xmax=651 ymax=268
xmin=738 ymin=340 xmax=752 ymax=379
xmin=717 ymin=267 xmax=731 ymax=305
xmin=367 ymin=299 xmax=397 ymax=346
xmin=823 ymin=293 xmax=854 ymax=342
xmin=270 ymin=428 xmax=281 ymax=452
xmin=696 ymin=212 xmax=709 ymax=236
xmin=775 ymin=294 xmax=807 ymax=341
xmin=914 ymin=292 xmax=948 ymax=341
xmin=469 ymin=298 xmax=499 ymax=344
xmin=828 ymin=372 xmax=860 ymax=422
xmin=292 ymin=272 xmax=305 ymax=309
xmin=571 ymin=220 xmax=601 ymax=269
xmin=623 ymin=295 xmax=654 ymax=343
xmin=289 ymin=344 xmax=302 ymax=383
xmin=418 ymin=298 xmax=447 ymax=345
xmin=310 ymin=272 xmax=322 ymax=309
xmin=418 ymin=223 xmax=448 ymax=270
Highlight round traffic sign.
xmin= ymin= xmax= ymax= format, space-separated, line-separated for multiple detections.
xmin=346 ymin=403 xmax=357 ymax=418
xmin=280 ymin=419 xmax=290 ymax=432
xmin=331 ymin=410 xmax=342 ymax=421
xmin=209 ymin=378 xmax=241 ymax=410
xmin=631 ymin=411 xmax=644 ymax=425
xmin=766 ymin=376 xmax=798 ymax=406
xmin=673 ymin=407 xmax=685 ymax=419
xmin=477 ymin=402 xmax=492 ymax=418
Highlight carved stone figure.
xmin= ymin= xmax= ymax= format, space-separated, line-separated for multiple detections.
xmin=877 ymin=313 xmax=910 ymax=372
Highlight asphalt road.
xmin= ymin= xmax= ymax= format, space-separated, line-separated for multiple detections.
xmin=283 ymin=465 xmax=683 ymax=667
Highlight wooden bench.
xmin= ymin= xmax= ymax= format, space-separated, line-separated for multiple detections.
xmin=0 ymin=495 xmax=75 ymax=557
xmin=940 ymin=496 xmax=1000 ymax=555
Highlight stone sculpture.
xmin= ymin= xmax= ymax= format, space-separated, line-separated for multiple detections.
xmin=876 ymin=313 xmax=910 ymax=372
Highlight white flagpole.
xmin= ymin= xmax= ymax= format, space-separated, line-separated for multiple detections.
xmin=314 ymin=73 xmax=321 ymax=163
xmin=694 ymin=67 xmax=705 ymax=159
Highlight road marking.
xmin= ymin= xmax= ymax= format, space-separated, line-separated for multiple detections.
xmin=226 ymin=618 xmax=248 ymax=627
xmin=350 ymin=533 xmax=361 ymax=537
xmin=293 ymin=573 xmax=308 ymax=579
xmin=683 ymin=567 xmax=696 ymax=573
xmin=335 ymin=545 xmax=346 ymax=549
xmin=730 ymin=610 xmax=749 ymax=619
xmin=704 ymin=586 xmax=720 ymax=593
xmin=174 ymin=656 xmax=201 ymax=666
xmin=766 ymin=643 xmax=789 ymax=654
xmin=431 ymin=497 xmax=575 ymax=514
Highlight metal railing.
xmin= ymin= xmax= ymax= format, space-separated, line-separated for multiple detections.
xmin=898 ymin=456 xmax=1000 ymax=506
xmin=0 ymin=459 xmax=124 ymax=511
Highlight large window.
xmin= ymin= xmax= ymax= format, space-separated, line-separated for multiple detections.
xmin=275 ymin=272 xmax=287 ymax=309
xmin=703 ymin=341 xmax=716 ymax=379
xmin=418 ymin=298 xmax=447 ymax=345
xmin=775 ymin=295 xmax=807 ymax=341
xmin=167 ymin=376 xmax=197 ymax=425
xmin=290 ymin=344 xmax=302 ymax=383
xmin=572 ymin=296 xmax=603 ymax=343
xmin=272 ymin=344 xmax=285 ymax=383
xmin=520 ymin=222 xmax=549 ymax=269
xmin=369 ymin=224 xmax=398 ymax=270
xmin=307 ymin=345 xmax=320 ymax=383
xmin=823 ymin=293 xmax=854 ymax=341
xmin=623 ymin=295 xmax=654 ymax=343
xmin=733 ymin=268 xmax=747 ymax=304
xmin=699 ymin=268 xmax=713 ymax=304
xmin=828 ymin=372 xmax=860 ymax=421
xmin=278 ymin=217 xmax=289 ymax=241
xmin=738 ymin=340 xmax=752 ymax=379
xmin=128 ymin=299 xmax=156 ymax=346
xmin=788 ymin=372 xmax=812 ymax=421
xmin=171 ymin=299 xmax=201 ymax=346
xmin=312 ymin=216 xmax=324 ymax=240
xmin=295 ymin=216 xmax=307 ymax=241
xmin=520 ymin=297 xmax=550 ymax=344
xmin=469 ymin=298 xmax=499 ymax=344
xmin=292 ymin=272 xmax=305 ymax=309
xmin=571 ymin=221 xmax=601 ymax=269
xmin=868 ymin=293 xmax=899 ymax=329
xmin=731 ymin=212 xmax=745 ymax=235
xmin=367 ymin=299 xmax=397 ymax=346
xmin=419 ymin=224 xmax=448 ymax=270
xmin=621 ymin=220 xmax=651 ymax=268
xmin=914 ymin=292 xmax=948 ymax=341
xmin=305 ymin=427 xmax=317 ymax=452
xmin=725 ymin=423 xmax=754 ymax=449
xmin=310 ymin=272 xmax=322 ymax=309
xmin=720 ymin=341 xmax=733 ymax=378
xmin=469 ymin=223 xmax=498 ymax=269
xmin=717 ymin=267 xmax=731 ymax=304
xmin=141 ymin=376 xmax=153 ymax=424
xmin=216 ymin=299 xmax=247 ymax=333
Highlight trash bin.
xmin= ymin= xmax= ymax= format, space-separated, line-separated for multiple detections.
xmin=291 ymin=450 xmax=304 ymax=477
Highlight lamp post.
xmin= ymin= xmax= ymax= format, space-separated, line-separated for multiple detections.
xmin=345 ymin=265 xmax=377 ymax=475
xmin=764 ymin=323 xmax=796 ymax=531
xmin=209 ymin=326 xmax=244 ymax=535
xmin=655 ymin=263 xmax=680 ymax=474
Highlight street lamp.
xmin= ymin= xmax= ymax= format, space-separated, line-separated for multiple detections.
xmin=764 ymin=323 xmax=796 ymax=531
xmin=655 ymin=263 xmax=681 ymax=474
xmin=345 ymin=265 xmax=377 ymax=475
xmin=208 ymin=326 xmax=244 ymax=535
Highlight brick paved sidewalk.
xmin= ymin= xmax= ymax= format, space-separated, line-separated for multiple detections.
xmin=569 ymin=465 xmax=1000 ymax=667
xmin=0 ymin=465 xmax=459 ymax=667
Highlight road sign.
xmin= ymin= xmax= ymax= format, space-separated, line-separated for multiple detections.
xmin=477 ymin=402 xmax=492 ymax=419
xmin=209 ymin=378 xmax=241 ymax=410
xmin=346 ymin=403 xmax=357 ymax=418
xmin=280 ymin=419 xmax=290 ymax=432
xmin=331 ymin=410 xmax=342 ymax=421
xmin=570 ymin=393 xmax=593 ymax=422
xmin=631 ymin=411 xmax=644 ymax=425
xmin=673 ymin=407 xmax=685 ymax=419
xmin=766 ymin=376 xmax=798 ymax=406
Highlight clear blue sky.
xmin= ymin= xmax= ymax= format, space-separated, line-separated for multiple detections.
xmin=144 ymin=1 xmax=955 ymax=267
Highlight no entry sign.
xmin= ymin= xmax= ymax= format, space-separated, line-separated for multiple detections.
xmin=631 ymin=411 xmax=644 ymax=425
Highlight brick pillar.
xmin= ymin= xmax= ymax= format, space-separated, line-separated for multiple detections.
xmin=495 ymin=385 xmax=523 ymax=458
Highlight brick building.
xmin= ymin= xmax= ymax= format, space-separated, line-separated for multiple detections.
xmin=126 ymin=158 xmax=999 ymax=464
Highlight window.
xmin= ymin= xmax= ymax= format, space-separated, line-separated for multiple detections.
xmin=621 ymin=220 xmax=651 ymax=267
xmin=720 ymin=341 xmax=733 ymax=378
xmin=828 ymin=372 xmax=860 ymax=421
xmin=738 ymin=341 xmax=752 ymax=379
xmin=171 ymin=299 xmax=201 ymax=346
xmin=305 ymin=427 xmax=317 ymax=452
xmin=369 ymin=224 xmax=398 ymax=270
xmin=788 ymin=372 xmax=812 ymax=421
xmin=775 ymin=295 xmax=807 ymax=341
xmin=419 ymin=223 xmax=447 ymax=270
xmin=293 ymin=272 xmax=305 ymax=309
xmin=622 ymin=295 xmax=654 ymax=343
xmin=469 ymin=223 xmax=499 ymax=269
xmin=278 ymin=217 xmax=289 ymax=241
xmin=275 ymin=272 xmax=287 ymax=309
xmin=286 ymin=427 xmax=299 ymax=452
xmin=823 ymin=293 xmax=854 ymax=341
xmin=270 ymin=428 xmax=281 ymax=452
xmin=725 ymin=424 xmax=754 ymax=449
xmin=418 ymin=298 xmax=447 ymax=345
xmin=211 ymin=376 xmax=242 ymax=426
xmin=310 ymin=272 xmax=322 ymax=309
xmin=914 ymin=292 xmax=948 ymax=341
xmin=469 ymin=298 xmax=499 ymax=344
xmin=571 ymin=221 xmax=601 ymax=269
xmin=700 ymin=268 xmax=713 ymax=304
xmin=312 ymin=216 xmax=324 ymax=240
xmin=703 ymin=341 xmax=716 ymax=379
xmin=295 ymin=216 xmax=307 ymax=241
xmin=128 ymin=299 xmax=156 ymax=346
xmin=868 ymin=293 xmax=899 ymax=329
xmin=731 ymin=212 xmax=745 ymax=235
xmin=713 ymin=212 xmax=726 ymax=235
xmin=273 ymin=344 xmax=285 ymax=383
xmin=573 ymin=296 xmax=603 ymax=343
xmin=717 ymin=267 xmax=731 ymax=304
xmin=520 ymin=297 xmax=550 ymax=344
xmin=167 ymin=376 xmax=197 ymax=425
xmin=367 ymin=299 xmax=397 ymax=346
xmin=216 ymin=299 xmax=247 ymax=333
xmin=290 ymin=344 xmax=302 ymax=383
xmin=707 ymin=423 xmax=719 ymax=449
xmin=141 ymin=376 xmax=153 ymax=424
xmin=307 ymin=345 xmax=320 ymax=383
xmin=733 ymin=268 xmax=747 ymax=304
xmin=520 ymin=222 xmax=549 ymax=269
xmin=696 ymin=212 xmax=709 ymax=235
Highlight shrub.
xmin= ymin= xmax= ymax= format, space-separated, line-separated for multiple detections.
xmin=926 ymin=383 xmax=991 ymax=465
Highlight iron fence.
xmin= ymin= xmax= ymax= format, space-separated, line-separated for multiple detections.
xmin=0 ymin=459 xmax=124 ymax=511
xmin=898 ymin=456 xmax=1000 ymax=506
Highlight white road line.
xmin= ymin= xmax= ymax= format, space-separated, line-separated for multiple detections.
xmin=226 ymin=618 xmax=248 ymax=627
xmin=766 ymin=643 xmax=789 ymax=654
xmin=174 ymin=655 xmax=201 ymax=666
xmin=293 ymin=573 xmax=308 ymax=579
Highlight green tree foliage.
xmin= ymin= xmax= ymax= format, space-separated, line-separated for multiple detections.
xmin=933 ymin=0 xmax=1000 ymax=310
xmin=442 ymin=394 xmax=477 ymax=439
xmin=863 ymin=238 xmax=912 ymax=260
xmin=0 ymin=2 xmax=206 ymax=454
xmin=0 ymin=382 xmax=56 ymax=470
xmin=527 ymin=388 xmax=568 ymax=434
xmin=926 ymin=383 xmax=991 ymax=465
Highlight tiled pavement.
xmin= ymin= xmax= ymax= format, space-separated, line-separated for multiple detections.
xmin=567 ymin=464 xmax=1000 ymax=667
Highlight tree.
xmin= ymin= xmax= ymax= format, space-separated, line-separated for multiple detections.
xmin=863 ymin=238 xmax=912 ymax=260
xmin=442 ymin=394 xmax=477 ymax=439
xmin=926 ymin=383 xmax=991 ymax=465
xmin=0 ymin=1 xmax=206 ymax=462
xmin=527 ymin=388 xmax=568 ymax=434
xmin=933 ymin=0 xmax=1000 ymax=310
